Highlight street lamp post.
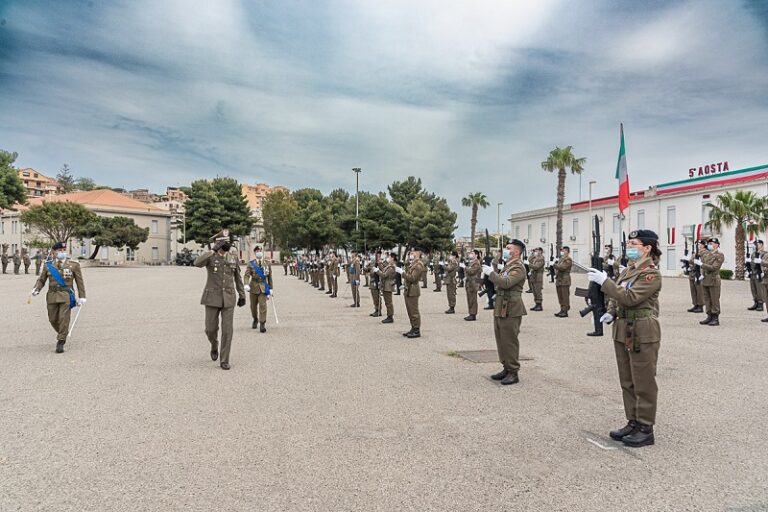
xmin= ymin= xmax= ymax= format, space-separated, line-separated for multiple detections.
xmin=588 ymin=180 xmax=596 ymax=254
xmin=497 ymin=202 xmax=503 ymax=250
xmin=353 ymin=168 xmax=361 ymax=231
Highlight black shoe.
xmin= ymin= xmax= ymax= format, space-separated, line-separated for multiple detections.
xmin=761 ymin=317 xmax=768 ymax=322
xmin=500 ymin=371 xmax=519 ymax=385
xmin=708 ymin=315 xmax=719 ymax=326
xmin=356 ymin=303 xmax=361 ymax=308
xmin=530 ymin=304 xmax=543 ymax=311
xmin=609 ymin=420 xmax=638 ymax=440
xmin=55 ymin=340 xmax=65 ymax=353
xmin=319 ymin=287 xmax=324 ymax=291
xmin=555 ymin=311 xmax=568 ymax=318
xmin=325 ymin=291 xmax=332 ymax=295
xmin=406 ymin=329 xmax=421 ymax=338
xmin=699 ymin=315 xmax=713 ymax=325
xmin=220 ymin=362 xmax=231 ymax=370
xmin=587 ymin=331 xmax=603 ymax=337
xmin=252 ymin=320 xmax=258 ymax=329
xmin=395 ymin=291 xmax=401 ymax=296
xmin=260 ymin=323 xmax=266 ymax=333
xmin=621 ymin=424 xmax=654 ymax=447
xmin=433 ymin=289 xmax=440 ymax=292
xmin=747 ymin=302 xmax=760 ymax=311
xmin=490 ymin=369 xmax=508 ymax=381
xmin=211 ymin=350 xmax=218 ymax=361
xmin=525 ymin=289 xmax=533 ymax=293
xmin=445 ymin=307 xmax=455 ymax=314
xmin=374 ymin=310 xmax=382 ymax=317
xmin=686 ymin=306 xmax=698 ymax=312
xmin=403 ymin=329 xmax=415 ymax=337
xmin=689 ymin=306 xmax=704 ymax=313
xmin=350 ymin=303 xmax=357 ymax=307
xmin=483 ymin=305 xmax=494 ymax=310
xmin=757 ymin=303 xmax=765 ymax=312
xmin=464 ymin=314 xmax=476 ymax=321
xmin=381 ymin=316 xmax=393 ymax=324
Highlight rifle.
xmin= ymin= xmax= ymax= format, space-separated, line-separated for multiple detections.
xmin=576 ymin=214 xmax=606 ymax=319
xmin=620 ymin=231 xmax=628 ymax=268
xmin=745 ymin=241 xmax=753 ymax=278
xmin=753 ymin=240 xmax=763 ymax=281
xmin=523 ymin=246 xmax=530 ymax=274
xmin=547 ymin=243 xmax=556 ymax=283
xmin=681 ymin=238 xmax=690 ymax=275
xmin=479 ymin=229 xmax=496 ymax=299
xmin=605 ymin=238 xmax=615 ymax=279
xmin=693 ymin=241 xmax=702 ymax=281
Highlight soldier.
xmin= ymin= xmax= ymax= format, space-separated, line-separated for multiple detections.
xmin=348 ymin=250 xmax=362 ymax=308
xmin=588 ymin=229 xmax=663 ymax=448
xmin=419 ymin=252 xmax=429 ymax=289
xmin=34 ymin=250 xmax=43 ymax=276
xmin=603 ymin=245 xmax=620 ymax=280
xmin=13 ymin=250 xmax=21 ymax=274
xmin=482 ymin=240 xmax=527 ymax=385
xmin=31 ymin=242 xmax=86 ymax=353
xmin=22 ymin=249 xmax=31 ymax=274
xmin=193 ymin=232 xmax=246 ymax=370
xmin=553 ymin=246 xmax=573 ymax=317
xmin=363 ymin=253 xmax=371 ymax=287
xmin=464 ymin=249 xmax=482 ymax=321
xmin=432 ymin=253 xmax=442 ymax=292
xmin=318 ymin=254 xmax=326 ymax=291
xmin=367 ymin=251 xmax=382 ymax=317
xmin=282 ymin=256 xmax=288 ymax=276
xmin=697 ymin=237 xmax=724 ymax=326
xmin=328 ymin=253 xmax=339 ymax=298
xmin=379 ymin=252 xmax=397 ymax=323
xmin=457 ymin=255 xmax=465 ymax=288
xmin=400 ymin=247 xmax=426 ymax=338
xmin=747 ymin=240 xmax=764 ymax=312
xmin=244 ymin=245 xmax=273 ymax=333
xmin=1 ymin=244 xmax=8 ymax=273
xmin=759 ymin=240 xmax=768 ymax=323
xmin=686 ymin=240 xmax=705 ymax=313
xmin=528 ymin=247 xmax=545 ymax=311
xmin=443 ymin=251 xmax=459 ymax=314
xmin=394 ymin=258 xmax=403 ymax=295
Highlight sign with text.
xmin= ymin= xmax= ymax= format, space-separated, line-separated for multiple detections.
xmin=688 ymin=161 xmax=729 ymax=178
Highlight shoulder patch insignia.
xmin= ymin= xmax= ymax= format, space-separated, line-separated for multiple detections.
xmin=645 ymin=274 xmax=655 ymax=282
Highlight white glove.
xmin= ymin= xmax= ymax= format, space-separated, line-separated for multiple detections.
xmin=752 ymin=257 xmax=757 ymax=263
xmin=395 ymin=267 xmax=404 ymax=274
xmin=439 ymin=260 xmax=445 ymax=265
xmin=619 ymin=265 xmax=627 ymax=273
xmin=373 ymin=267 xmax=379 ymax=273
xmin=244 ymin=285 xmax=251 ymax=292
xmin=31 ymin=288 xmax=40 ymax=296
xmin=694 ymin=259 xmax=703 ymax=266
xmin=78 ymin=298 xmax=87 ymax=306
xmin=607 ymin=258 xmax=615 ymax=265
xmin=523 ymin=258 xmax=529 ymax=265
xmin=599 ymin=313 xmax=614 ymax=324
xmin=459 ymin=263 xmax=466 ymax=269
xmin=264 ymin=269 xmax=270 ymax=275
xmin=497 ymin=263 xmax=504 ymax=270
xmin=586 ymin=268 xmax=608 ymax=286
xmin=481 ymin=265 xmax=493 ymax=276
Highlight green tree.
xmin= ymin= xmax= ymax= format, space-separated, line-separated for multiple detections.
xmin=407 ymin=197 xmax=457 ymax=252
xmin=211 ymin=177 xmax=252 ymax=236
xmin=388 ymin=177 xmax=423 ymax=210
xmin=461 ymin=192 xmax=489 ymax=250
xmin=21 ymin=201 xmax=98 ymax=243
xmin=705 ymin=190 xmax=768 ymax=280
xmin=262 ymin=189 xmax=299 ymax=251
xmin=56 ymin=164 xmax=76 ymax=193
xmin=541 ymin=146 xmax=586 ymax=252
xmin=184 ymin=177 xmax=252 ymax=246
xmin=77 ymin=216 xmax=149 ymax=259
xmin=0 ymin=150 xmax=27 ymax=209
xmin=75 ymin=176 xmax=98 ymax=191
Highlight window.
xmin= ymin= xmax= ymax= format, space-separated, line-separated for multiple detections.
xmin=540 ymin=222 xmax=546 ymax=240
xmin=100 ymin=247 xmax=109 ymax=259
xmin=613 ymin=214 xmax=620 ymax=233
xmin=572 ymin=218 xmax=579 ymax=238
xmin=666 ymin=247 xmax=677 ymax=270
xmin=126 ymin=247 xmax=136 ymax=261
xmin=527 ymin=224 xmax=532 ymax=241
xmin=0 ymin=222 xmax=3 ymax=235
xmin=151 ymin=247 xmax=159 ymax=260
xmin=637 ymin=209 xmax=645 ymax=230
xmin=667 ymin=206 xmax=676 ymax=229
xmin=151 ymin=220 xmax=158 ymax=234
xmin=514 ymin=225 xmax=520 ymax=239
xmin=572 ymin=249 xmax=579 ymax=263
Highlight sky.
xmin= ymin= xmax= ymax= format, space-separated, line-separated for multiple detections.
xmin=1 ymin=0 xmax=767 ymax=235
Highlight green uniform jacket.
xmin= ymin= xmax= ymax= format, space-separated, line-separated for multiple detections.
xmin=465 ymin=259 xmax=482 ymax=292
xmin=243 ymin=258 xmax=273 ymax=294
xmin=529 ymin=255 xmax=545 ymax=275
xmin=443 ymin=260 xmax=458 ymax=284
xmin=489 ymin=258 xmax=527 ymax=318
xmin=602 ymin=256 xmax=662 ymax=345
xmin=701 ymin=250 xmax=724 ymax=286
xmin=404 ymin=260 xmax=425 ymax=297
xmin=761 ymin=251 xmax=768 ymax=285
xmin=194 ymin=251 xmax=245 ymax=308
xmin=348 ymin=259 xmax=362 ymax=284
xmin=34 ymin=259 xmax=86 ymax=304
xmin=554 ymin=256 xmax=572 ymax=286
xmin=379 ymin=261 xmax=396 ymax=292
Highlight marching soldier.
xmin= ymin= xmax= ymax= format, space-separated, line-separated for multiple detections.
xmin=482 ymin=240 xmax=527 ymax=385
xmin=379 ymin=252 xmax=397 ymax=323
xmin=697 ymin=237 xmax=724 ymax=326
xmin=13 ymin=250 xmax=21 ymax=274
xmin=686 ymin=240 xmax=705 ymax=313
xmin=553 ymin=246 xmax=573 ymax=317
xmin=349 ymin=250 xmax=362 ymax=308
xmin=464 ymin=249 xmax=481 ymax=321
xmin=588 ymin=229 xmax=663 ymax=448
xmin=400 ymin=247 xmax=426 ymax=338
xmin=747 ymin=241 xmax=764 ymax=312
xmin=34 ymin=250 xmax=43 ymax=276
xmin=22 ymin=249 xmax=31 ymax=274
xmin=1 ymin=244 xmax=8 ymax=274
xmin=244 ymin=245 xmax=273 ymax=333
xmin=529 ymin=247 xmax=545 ymax=311
xmin=444 ymin=251 xmax=458 ymax=314
xmin=193 ymin=231 xmax=246 ymax=370
xmin=367 ymin=251 xmax=382 ymax=317
xmin=32 ymin=242 xmax=86 ymax=353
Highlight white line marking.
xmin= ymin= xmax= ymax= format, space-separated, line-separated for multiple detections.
xmin=585 ymin=437 xmax=617 ymax=450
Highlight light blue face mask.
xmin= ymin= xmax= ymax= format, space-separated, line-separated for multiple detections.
xmin=626 ymin=248 xmax=642 ymax=260
xmin=56 ymin=252 xmax=67 ymax=261
xmin=502 ymin=249 xmax=511 ymax=260
xmin=706 ymin=244 xmax=713 ymax=251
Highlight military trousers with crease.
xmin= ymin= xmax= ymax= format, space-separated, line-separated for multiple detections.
xmin=493 ymin=315 xmax=521 ymax=372
xmin=556 ymin=285 xmax=570 ymax=311
xmin=466 ymin=287 xmax=478 ymax=315
xmin=446 ymin=283 xmax=456 ymax=309
xmin=382 ymin=290 xmax=393 ymax=317
xmin=614 ymin=340 xmax=659 ymax=425
xmin=47 ymin=302 xmax=72 ymax=342
xmin=205 ymin=306 xmax=234 ymax=365
xmin=404 ymin=294 xmax=420 ymax=329
xmin=689 ymin=279 xmax=703 ymax=307
xmin=702 ymin=283 xmax=721 ymax=314
xmin=249 ymin=292 xmax=268 ymax=323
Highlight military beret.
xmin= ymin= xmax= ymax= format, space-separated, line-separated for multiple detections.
xmin=510 ymin=239 xmax=526 ymax=251
xmin=707 ymin=237 xmax=720 ymax=245
xmin=390 ymin=252 xmax=398 ymax=259
xmin=629 ymin=230 xmax=659 ymax=242
xmin=562 ymin=246 xmax=570 ymax=251
xmin=52 ymin=242 xmax=66 ymax=250
xmin=757 ymin=240 xmax=764 ymax=244
xmin=253 ymin=246 xmax=262 ymax=252
xmin=412 ymin=245 xmax=426 ymax=252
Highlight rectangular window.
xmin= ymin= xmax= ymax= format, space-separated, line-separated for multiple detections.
xmin=151 ymin=220 xmax=158 ymax=234
xmin=541 ymin=222 xmax=546 ymax=240
xmin=126 ymin=247 xmax=135 ymax=261
xmin=613 ymin=214 xmax=620 ymax=233
xmin=527 ymin=224 xmax=531 ymax=242
xmin=572 ymin=218 xmax=579 ymax=238
xmin=152 ymin=247 xmax=159 ymax=260
xmin=666 ymin=247 xmax=677 ymax=270
xmin=572 ymin=249 xmax=579 ymax=263
xmin=100 ymin=247 xmax=109 ymax=259
xmin=637 ymin=209 xmax=645 ymax=230
xmin=667 ymin=206 xmax=676 ymax=229
xmin=0 ymin=222 xmax=4 ymax=235
xmin=515 ymin=226 xmax=520 ymax=239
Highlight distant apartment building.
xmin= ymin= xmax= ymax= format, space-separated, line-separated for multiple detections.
xmin=16 ymin=168 xmax=62 ymax=198
xmin=241 ymin=183 xmax=289 ymax=212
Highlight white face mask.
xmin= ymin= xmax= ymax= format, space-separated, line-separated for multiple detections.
xmin=56 ymin=252 xmax=67 ymax=261
xmin=255 ymin=252 xmax=263 ymax=259
xmin=469 ymin=254 xmax=476 ymax=261
xmin=408 ymin=255 xmax=415 ymax=262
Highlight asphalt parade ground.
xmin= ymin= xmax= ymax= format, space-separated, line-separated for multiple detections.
xmin=1 ymin=266 xmax=766 ymax=511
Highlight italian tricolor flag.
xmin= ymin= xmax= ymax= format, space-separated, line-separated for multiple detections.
xmin=615 ymin=123 xmax=630 ymax=213
xmin=694 ymin=223 xmax=703 ymax=241
xmin=667 ymin=227 xmax=676 ymax=245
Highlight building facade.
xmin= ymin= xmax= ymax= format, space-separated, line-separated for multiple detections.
xmin=509 ymin=163 xmax=768 ymax=276
xmin=16 ymin=168 xmax=62 ymax=198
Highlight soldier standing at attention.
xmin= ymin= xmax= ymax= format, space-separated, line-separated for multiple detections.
xmin=193 ymin=232 xmax=246 ymax=370
xmin=1 ymin=244 xmax=8 ymax=274
xmin=330 ymin=253 xmax=340 ymax=298
xmin=747 ymin=240 xmax=764 ymax=312
xmin=379 ymin=252 xmax=397 ymax=323
xmin=686 ymin=240 xmax=705 ymax=313
xmin=432 ymin=253 xmax=442 ymax=292
xmin=443 ymin=251 xmax=458 ymax=314
xmin=244 ymin=245 xmax=273 ymax=333
xmin=759 ymin=240 xmax=768 ymax=323
xmin=697 ymin=237 xmax=724 ymax=326
xmin=318 ymin=254 xmax=326 ymax=292
xmin=363 ymin=253 xmax=371 ymax=287
xmin=553 ymin=246 xmax=573 ymax=317
xmin=22 ymin=249 xmax=31 ymax=274
xmin=348 ymin=250 xmax=362 ymax=308
xmin=34 ymin=250 xmax=43 ymax=276
xmin=420 ymin=252 xmax=429 ymax=289
xmin=588 ymin=229 xmax=663 ymax=448
xmin=367 ymin=251 xmax=382 ymax=317
xmin=482 ymin=240 xmax=527 ymax=385
xmin=400 ymin=247 xmax=426 ymax=338
xmin=529 ymin=247 xmax=545 ymax=311
xmin=13 ymin=250 xmax=21 ymax=274
xmin=282 ymin=257 xmax=289 ymax=276
xmin=464 ymin=249 xmax=482 ymax=321
xmin=32 ymin=242 xmax=86 ymax=353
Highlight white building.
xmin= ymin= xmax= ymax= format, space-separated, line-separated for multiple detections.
xmin=509 ymin=163 xmax=768 ymax=276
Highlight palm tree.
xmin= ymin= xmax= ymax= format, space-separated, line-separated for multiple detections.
xmin=461 ymin=192 xmax=489 ymax=250
xmin=541 ymin=146 xmax=586 ymax=252
xmin=705 ymin=190 xmax=768 ymax=280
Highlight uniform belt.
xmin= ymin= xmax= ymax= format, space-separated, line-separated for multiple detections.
xmin=618 ymin=308 xmax=654 ymax=321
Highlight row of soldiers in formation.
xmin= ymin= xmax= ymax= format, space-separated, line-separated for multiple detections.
xmin=1 ymin=245 xmax=44 ymax=275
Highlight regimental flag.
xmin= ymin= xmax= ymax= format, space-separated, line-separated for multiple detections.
xmin=694 ymin=223 xmax=703 ymax=241
xmin=615 ymin=123 xmax=630 ymax=213
xmin=667 ymin=227 xmax=676 ymax=245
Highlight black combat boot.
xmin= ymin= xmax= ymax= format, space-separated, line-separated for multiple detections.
xmin=500 ymin=371 xmax=519 ymax=385
xmin=708 ymin=314 xmax=719 ymax=326
xmin=260 ymin=323 xmax=266 ymax=333
xmin=587 ymin=330 xmax=603 ymax=337
xmin=319 ymin=287 xmax=324 ymax=291
xmin=699 ymin=314 xmax=713 ymax=325
xmin=445 ymin=307 xmax=455 ymax=314
xmin=687 ymin=305 xmax=699 ymax=312
xmin=490 ymin=369 xmax=508 ymax=381
xmin=621 ymin=423 xmax=654 ymax=447
xmin=555 ymin=310 xmax=568 ymax=318
xmin=530 ymin=304 xmax=543 ymax=311
xmin=761 ymin=317 xmax=768 ymax=322
xmin=325 ymin=290 xmax=332 ymax=295
xmin=381 ymin=316 xmax=393 ymax=324
xmin=252 ymin=319 xmax=258 ymax=329
xmin=525 ymin=289 xmax=533 ymax=293
xmin=692 ymin=305 xmax=703 ymax=313
xmin=220 ymin=362 xmax=231 ymax=370
xmin=609 ymin=420 xmax=638 ymax=440
xmin=369 ymin=310 xmax=377 ymax=317
xmin=406 ymin=329 xmax=421 ymax=338
xmin=210 ymin=349 xmax=218 ymax=361
xmin=402 ymin=328 xmax=415 ymax=337
xmin=757 ymin=302 xmax=764 ymax=311
xmin=55 ymin=340 xmax=65 ymax=354
xmin=464 ymin=314 xmax=476 ymax=321
xmin=748 ymin=302 xmax=760 ymax=311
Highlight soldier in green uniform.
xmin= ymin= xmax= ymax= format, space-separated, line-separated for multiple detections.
xmin=443 ymin=251 xmax=458 ymax=314
xmin=13 ymin=250 xmax=21 ymax=274
xmin=528 ymin=247 xmax=545 ymax=311
xmin=603 ymin=245 xmax=620 ymax=280
xmin=759 ymin=240 xmax=768 ymax=323
xmin=697 ymin=237 xmax=724 ymax=326
xmin=32 ymin=242 xmax=86 ymax=353
xmin=243 ymin=245 xmax=273 ymax=333
xmin=588 ymin=229 xmax=663 ymax=447
xmin=553 ymin=246 xmax=573 ymax=317
xmin=33 ymin=250 xmax=43 ymax=276
xmin=1 ymin=244 xmax=8 ymax=274
xmin=348 ymin=250 xmax=362 ymax=307
xmin=330 ymin=253 xmax=340 ymax=298
xmin=318 ymin=255 xmax=326 ymax=291
xmin=22 ymin=249 xmax=31 ymax=274
xmin=686 ymin=240 xmax=705 ymax=313
xmin=483 ymin=240 xmax=527 ymax=385
xmin=193 ymin=231 xmax=246 ymax=370
xmin=420 ymin=252 xmax=429 ymax=289
xmin=379 ymin=252 xmax=397 ymax=323
xmin=747 ymin=240 xmax=764 ymax=312
xmin=432 ymin=253 xmax=442 ymax=292
xmin=367 ymin=251 xmax=382 ymax=317
xmin=464 ymin=249 xmax=481 ymax=321
xmin=400 ymin=247 xmax=426 ymax=338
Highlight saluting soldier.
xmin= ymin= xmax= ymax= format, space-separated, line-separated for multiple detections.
xmin=1 ymin=244 xmax=8 ymax=274
xmin=13 ymin=250 xmax=21 ymax=274
xmin=379 ymin=252 xmax=397 ymax=323
xmin=32 ymin=242 xmax=86 ymax=353
xmin=464 ymin=249 xmax=482 ymax=321
xmin=686 ymin=240 xmax=705 ymax=313
xmin=588 ymin=229 xmax=663 ymax=448
xmin=697 ymin=237 xmax=724 ymax=326
xmin=553 ymin=246 xmax=573 ymax=317
xmin=483 ymin=240 xmax=527 ymax=385
xmin=34 ymin=250 xmax=43 ymax=276
xmin=747 ymin=240 xmax=764 ymax=312
xmin=528 ymin=247 xmax=545 ymax=311
xmin=243 ymin=245 xmax=273 ymax=333
xmin=348 ymin=250 xmax=362 ymax=308
xmin=443 ymin=251 xmax=458 ymax=314
xmin=367 ymin=251 xmax=382 ymax=317
xmin=400 ymin=247 xmax=426 ymax=338
xmin=193 ymin=231 xmax=246 ymax=370
xmin=22 ymin=249 xmax=31 ymax=274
